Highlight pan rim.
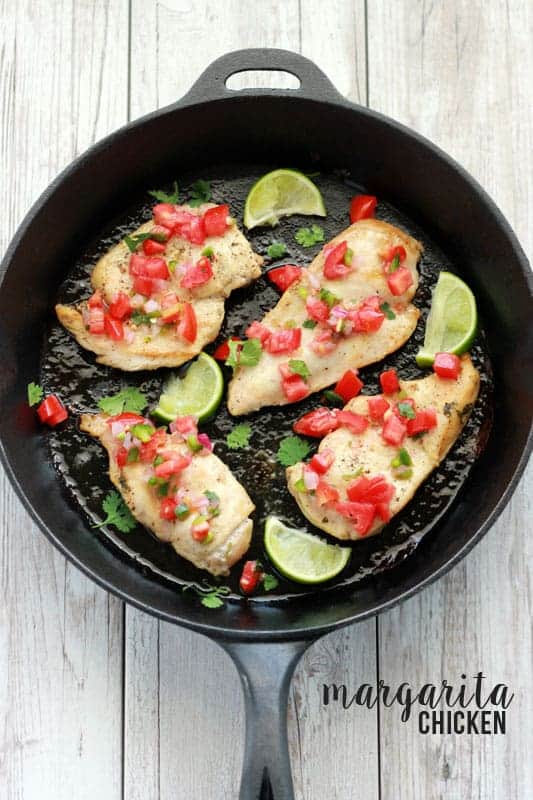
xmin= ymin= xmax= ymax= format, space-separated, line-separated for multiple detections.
xmin=0 ymin=90 xmax=532 ymax=641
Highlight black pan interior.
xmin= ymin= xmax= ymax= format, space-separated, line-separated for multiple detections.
xmin=43 ymin=164 xmax=493 ymax=601
xmin=0 ymin=93 xmax=530 ymax=639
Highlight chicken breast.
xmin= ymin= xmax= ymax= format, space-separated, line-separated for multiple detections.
xmin=227 ymin=219 xmax=422 ymax=415
xmin=57 ymin=204 xmax=263 ymax=371
xmin=81 ymin=413 xmax=255 ymax=575
xmin=286 ymin=355 xmax=480 ymax=541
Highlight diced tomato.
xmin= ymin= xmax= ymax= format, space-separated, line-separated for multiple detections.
xmin=88 ymin=290 xmax=104 ymax=309
xmin=183 ymin=215 xmax=206 ymax=245
xmin=407 ymin=408 xmax=438 ymax=436
xmin=356 ymin=306 xmax=385 ymax=332
xmin=267 ymin=265 xmax=302 ymax=292
xmin=245 ymin=321 xmax=271 ymax=345
xmin=129 ymin=254 xmax=169 ymax=280
xmin=376 ymin=502 xmax=392 ymax=523
xmin=346 ymin=475 xmax=394 ymax=505
xmin=310 ymin=329 xmax=337 ymax=356
xmin=336 ymin=410 xmax=369 ymax=434
xmin=335 ymin=369 xmax=363 ymax=403
xmin=142 ymin=238 xmax=166 ymax=256
xmin=367 ymin=396 xmax=390 ymax=421
xmin=293 ymin=407 xmax=339 ymax=437
xmin=379 ymin=368 xmax=400 ymax=394
xmin=265 ymin=328 xmax=301 ymax=355
xmin=104 ymin=315 xmax=124 ymax=341
xmin=433 ymin=352 xmax=461 ymax=380
xmin=180 ymin=257 xmax=213 ymax=289
xmin=240 ymin=560 xmax=262 ymax=594
xmin=139 ymin=429 xmax=166 ymax=463
xmin=159 ymin=498 xmax=178 ymax=521
xmin=151 ymin=224 xmax=171 ymax=241
xmin=89 ymin=306 xmax=105 ymax=334
xmin=310 ymin=449 xmax=335 ymax=474
xmin=107 ymin=412 xmax=146 ymax=425
xmin=115 ymin=446 xmax=128 ymax=468
xmin=315 ymin=480 xmax=340 ymax=506
xmin=383 ymin=245 xmax=407 ymax=266
xmin=159 ymin=303 xmax=181 ymax=324
xmin=387 ymin=266 xmax=413 ymax=296
xmin=381 ymin=414 xmax=407 ymax=446
xmin=108 ymin=291 xmax=132 ymax=320
xmin=191 ymin=522 xmax=210 ymax=541
xmin=306 ymin=296 xmax=330 ymax=322
xmin=176 ymin=302 xmax=197 ymax=343
xmin=154 ymin=453 xmax=192 ymax=478
xmin=334 ymin=500 xmax=376 ymax=535
xmin=153 ymin=203 xmax=182 ymax=228
xmin=323 ymin=240 xmax=350 ymax=280
xmin=350 ymin=194 xmax=377 ymax=223
xmin=129 ymin=254 xmax=147 ymax=275
xmin=281 ymin=373 xmax=309 ymax=403
xmin=171 ymin=416 xmax=198 ymax=436
xmin=212 ymin=337 xmax=239 ymax=361
xmin=160 ymin=291 xmax=178 ymax=308
xmin=133 ymin=275 xmax=154 ymax=296
xmin=203 ymin=204 xmax=229 ymax=237
xmin=37 ymin=394 xmax=68 ymax=426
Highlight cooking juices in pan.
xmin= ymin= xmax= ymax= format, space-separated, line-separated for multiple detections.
xmin=41 ymin=166 xmax=493 ymax=600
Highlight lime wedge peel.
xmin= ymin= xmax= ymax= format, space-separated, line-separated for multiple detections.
xmin=152 ymin=352 xmax=224 ymax=423
xmin=243 ymin=168 xmax=327 ymax=229
xmin=264 ymin=516 xmax=351 ymax=584
xmin=416 ymin=271 xmax=478 ymax=367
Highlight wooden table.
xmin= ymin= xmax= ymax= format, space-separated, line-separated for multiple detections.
xmin=1 ymin=2 xmax=531 ymax=798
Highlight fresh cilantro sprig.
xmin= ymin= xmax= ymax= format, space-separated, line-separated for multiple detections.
xmin=277 ymin=435 xmax=312 ymax=467
xmin=124 ymin=231 xmax=168 ymax=253
xmin=226 ymin=423 xmax=252 ymax=450
xmin=267 ymin=241 xmax=287 ymax=259
xmin=262 ymin=573 xmax=279 ymax=592
xmin=148 ymin=181 xmax=180 ymax=204
xmin=93 ymin=491 xmax=137 ymax=533
xmin=98 ymin=386 xmax=148 ymax=416
xmin=380 ymin=302 xmax=396 ymax=320
xmin=27 ymin=382 xmax=43 ymax=406
xmin=188 ymin=179 xmax=211 ymax=207
xmin=288 ymin=359 xmax=309 ymax=380
xmin=225 ymin=339 xmax=262 ymax=372
xmin=183 ymin=580 xmax=231 ymax=609
xmin=295 ymin=225 xmax=325 ymax=247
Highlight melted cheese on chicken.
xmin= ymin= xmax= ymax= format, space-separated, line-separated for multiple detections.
xmin=286 ymin=355 xmax=480 ymax=540
xmin=227 ymin=219 xmax=422 ymax=415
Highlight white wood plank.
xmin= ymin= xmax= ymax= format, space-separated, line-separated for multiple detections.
xmin=367 ymin=2 xmax=533 ymax=798
xmin=125 ymin=3 xmax=379 ymax=799
xmin=0 ymin=1 xmax=129 ymax=798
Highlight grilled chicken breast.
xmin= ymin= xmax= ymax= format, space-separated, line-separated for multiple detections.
xmin=81 ymin=413 xmax=255 ymax=575
xmin=286 ymin=355 xmax=480 ymax=541
xmin=228 ymin=219 xmax=422 ymax=415
xmin=57 ymin=204 xmax=262 ymax=371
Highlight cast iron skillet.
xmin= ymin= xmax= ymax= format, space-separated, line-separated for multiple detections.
xmin=0 ymin=49 xmax=531 ymax=800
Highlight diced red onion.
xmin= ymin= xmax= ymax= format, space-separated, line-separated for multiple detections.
xmin=197 ymin=433 xmax=213 ymax=452
xmin=144 ymin=299 xmax=160 ymax=313
xmin=303 ymin=467 xmax=320 ymax=490
xmin=124 ymin=327 xmax=135 ymax=344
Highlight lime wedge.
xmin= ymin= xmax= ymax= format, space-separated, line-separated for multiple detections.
xmin=264 ymin=516 xmax=351 ymax=584
xmin=243 ymin=169 xmax=326 ymax=229
xmin=416 ymin=271 xmax=477 ymax=367
xmin=152 ymin=352 xmax=224 ymax=423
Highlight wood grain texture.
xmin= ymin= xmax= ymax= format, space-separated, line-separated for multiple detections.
xmin=0 ymin=3 xmax=129 ymax=797
xmin=368 ymin=2 xmax=533 ymax=799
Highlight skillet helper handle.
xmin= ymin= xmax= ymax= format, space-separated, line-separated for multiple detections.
xmin=221 ymin=639 xmax=311 ymax=800
xmin=181 ymin=48 xmax=343 ymax=104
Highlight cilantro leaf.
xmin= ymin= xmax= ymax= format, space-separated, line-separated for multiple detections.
xmin=262 ymin=573 xmax=279 ymax=592
xmin=322 ymin=389 xmax=344 ymax=406
xmin=302 ymin=319 xmax=317 ymax=329
xmin=380 ymin=301 xmax=396 ymax=320
xmin=397 ymin=402 xmax=416 ymax=420
xmin=204 ymin=490 xmax=220 ymax=505
xmin=201 ymin=593 xmax=225 ymax=609
xmin=98 ymin=386 xmax=148 ymax=416
xmin=93 ymin=490 xmax=137 ymax=533
xmin=124 ymin=231 xmax=168 ymax=253
xmin=295 ymin=224 xmax=325 ymax=247
xmin=130 ymin=311 xmax=154 ymax=326
xmin=267 ymin=241 xmax=287 ymax=259
xmin=226 ymin=423 xmax=252 ymax=450
xmin=183 ymin=581 xmax=231 ymax=610
xmin=226 ymin=338 xmax=263 ymax=372
xmin=277 ymin=435 xmax=312 ymax=467
xmin=288 ymin=359 xmax=309 ymax=380
xmin=148 ymin=181 xmax=179 ymax=204
xmin=27 ymin=382 xmax=43 ymax=407
xmin=188 ymin=179 xmax=211 ymax=207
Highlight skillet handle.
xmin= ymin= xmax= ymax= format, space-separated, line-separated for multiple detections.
xmin=220 ymin=638 xmax=312 ymax=800
xmin=181 ymin=48 xmax=343 ymax=104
